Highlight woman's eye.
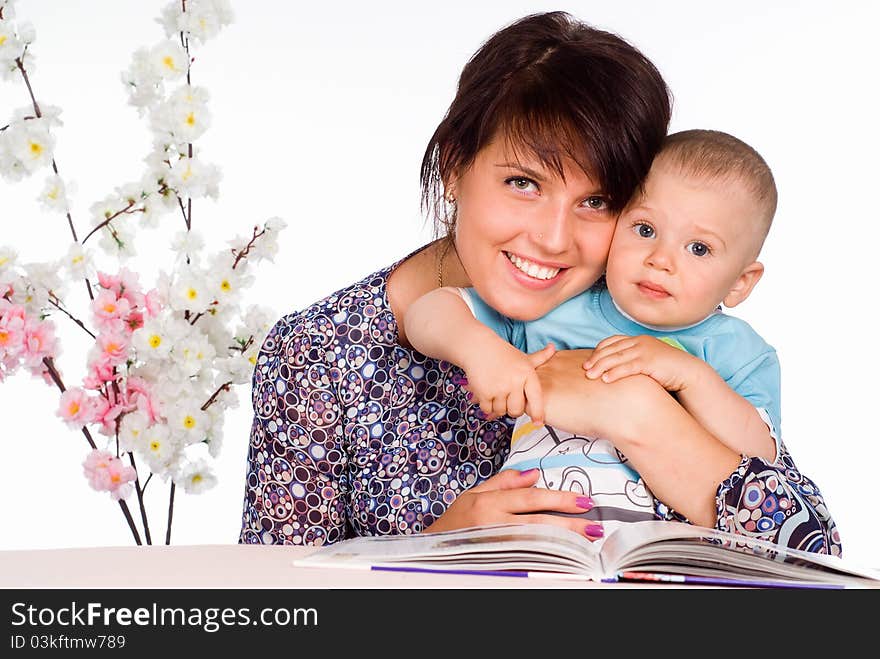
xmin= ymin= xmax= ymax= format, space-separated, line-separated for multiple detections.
xmin=687 ymin=241 xmax=711 ymax=257
xmin=506 ymin=177 xmax=538 ymax=193
xmin=583 ymin=195 xmax=608 ymax=211
xmin=633 ymin=222 xmax=654 ymax=238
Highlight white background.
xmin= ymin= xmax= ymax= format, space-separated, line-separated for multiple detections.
xmin=2 ymin=1 xmax=878 ymax=565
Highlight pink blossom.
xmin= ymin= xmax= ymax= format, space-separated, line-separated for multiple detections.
xmin=143 ymin=289 xmax=162 ymax=318
xmin=91 ymin=290 xmax=131 ymax=334
xmin=83 ymin=450 xmax=115 ymax=490
xmin=96 ymin=272 xmax=122 ymax=294
xmin=126 ymin=376 xmax=160 ymax=423
xmin=83 ymin=357 xmax=116 ymax=389
xmin=0 ymin=317 xmax=24 ymax=359
xmin=0 ymin=301 xmax=26 ymax=324
xmin=99 ymin=269 xmax=144 ymax=309
xmin=57 ymin=387 xmax=96 ymax=428
xmin=97 ymin=331 xmax=130 ymax=366
xmin=21 ymin=319 xmax=56 ymax=367
xmin=82 ymin=450 xmax=136 ymax=499
xmin=92 ymin=396 xmax=126 ymax=436
xmin=32 ymin=364 xmax=56 ymax=387
xmin=106 ymin=459 xmax=137 ymax=500
xmin=124 ymin=309 xmax=144 ymax=333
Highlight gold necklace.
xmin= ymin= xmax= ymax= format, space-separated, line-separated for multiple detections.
xmin=437 ymin=239 xmax=451 ymax=288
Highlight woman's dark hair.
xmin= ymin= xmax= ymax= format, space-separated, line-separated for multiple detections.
xmin=421 ymin=11 xmax=672 ymax=236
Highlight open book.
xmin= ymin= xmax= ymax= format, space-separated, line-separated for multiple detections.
xmin=294 ymin=520 xmax=880 ymax=588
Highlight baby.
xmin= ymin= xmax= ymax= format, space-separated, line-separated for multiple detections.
xmin=405 ymin=129 xmax=780 ymax=535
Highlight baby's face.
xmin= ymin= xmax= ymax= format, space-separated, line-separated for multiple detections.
xmin=605 ymin=163 xmax=761 ymax=328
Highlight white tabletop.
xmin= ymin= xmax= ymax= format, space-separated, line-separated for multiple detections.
xmin=0 ymin=544 xmax=657 ymax=589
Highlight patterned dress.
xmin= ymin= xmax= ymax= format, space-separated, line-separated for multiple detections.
xmin=239 ymin=249 xmax=842 ymax=555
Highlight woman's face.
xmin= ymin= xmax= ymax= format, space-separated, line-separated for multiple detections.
xmin=453 ymin=138 xmax=616 ymax=321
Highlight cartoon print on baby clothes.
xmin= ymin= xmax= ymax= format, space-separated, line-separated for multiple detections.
xmin=503 ymin=417 xmax=656 ymax=525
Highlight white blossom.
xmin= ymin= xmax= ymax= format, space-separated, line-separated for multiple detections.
xmin=119 ymin=410 xmax=150 ymax=453
xmin=0 ymin=246 xmax=17 ymax=272
xmin=158 ymin=0 xmax=233 ymax=45
xmin=23 ymin=260 xmax=65 ymax=302
xmin=97 ymin=220 xmax=136 ymax=260
xmin=0 ymin=21 xmax=22 ymax=68
xmin=150 ymin=39 xmax=188 ymax=80
xmin=132 ymin=316 xmax=180 ymax=360
xmin=174 ymin=330 xmax=216 ymax=377
xmin=167 ymin=155 xmax=220 ymax=199
xmin=204 ymin=405 xmax=225 ymax=458
xmin=122 ymin=47 xmax=162 ymax=112
xmin=16 ymin=20 xmax=34 ymax=45
xmin=242 ymin=304 xmax=275 ymax=340
xmin=166 ymin=397 xmax=210 ymax=445
xmin=175 ymin=457 xmax=217 ymax=494
xmin=168 ymin=265 xmax=212 ymax=313
xmin=170 ymin=228 xmax=205 ymax=260
xmin=151 ymin=85 xmax=211 ymax=143
xmin=205 ymin=252 xmax=250 ymax=309
xmin=37 ymin=173 xmax=69 ymax=212
xmin=5 ymin=118 xmax=55 ymax=174
xmin=62 ymin=242 xmax=94 ymax=280
xmin=138 ymin=422 xmax=181 ymax=475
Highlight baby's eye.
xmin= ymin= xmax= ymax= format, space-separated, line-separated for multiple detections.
xmin=582 ymin=195 xmax=608 ymax=211
xmin=687 ymin=241 xmax=711 ymax=257
xmin=506 ymin=177 xmax=538 ymax=193
xmin=633 ymin=222 xmax=654 ymax=238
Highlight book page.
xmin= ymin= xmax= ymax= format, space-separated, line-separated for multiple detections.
xmin=294 ymin=523 xmax=602 ymax=576
xmin=599 ymin=520 xmax=880 ymax=586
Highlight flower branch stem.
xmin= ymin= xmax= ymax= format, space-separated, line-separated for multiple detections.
xmin=129 ymin=452 xmax=153 ymax=545
xmin=15 ymin=56 xmax=42 ymax=118
xmin=202 ymin=381 xmax=232 ymax=411
xmin=47 ymin=297 xmax=96 ymax=340
xmin=231 ymin=226 xmax=267 ymax=270
xmin=165 ymin=482 xmax=176 ymax=545
xmin=16 ymin=58 xmax=94 ymax=301
xmin=177 ymin=195 xmax=191 ymax=231
xmin=41 ymin=357 xmax=143 ymax=545
xmin=81 ymin=201 xmax=136 ymax=245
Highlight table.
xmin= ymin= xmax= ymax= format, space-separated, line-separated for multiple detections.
xmin=0 ymin=544 xmax=655 ymax=588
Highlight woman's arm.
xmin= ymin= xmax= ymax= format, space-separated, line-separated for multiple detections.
xmin=536 ymin=349 xmax=842 ymax=553
xmin=239 ymin=314 xmax=348 ymax=545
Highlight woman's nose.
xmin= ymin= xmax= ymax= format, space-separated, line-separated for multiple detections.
xmin=533 ymin=202 xmax=572 ymax=253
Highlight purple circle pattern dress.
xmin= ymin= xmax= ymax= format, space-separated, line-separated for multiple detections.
xmin=239 ymin=248 xmax=842 ymax=555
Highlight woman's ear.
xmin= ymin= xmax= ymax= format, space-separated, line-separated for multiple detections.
xmin=723 ymin=261 xmax=764 ymax=308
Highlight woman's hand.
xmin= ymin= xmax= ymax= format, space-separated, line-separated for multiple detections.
xmin=535 ymin=349 xmax=742 ymax=527
xmin=534 ymin=348 xmax=646 ymax=438
xmin=424 ymin=469 xmax=605 ymax=540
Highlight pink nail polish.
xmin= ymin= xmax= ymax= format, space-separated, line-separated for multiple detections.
xmin=585 ymin=524 xmax=604 ymax=538
xmin=519 ymin=468 xmax=539 ymax=477
xmin=576 ymin=496 xmax=594 ymax=510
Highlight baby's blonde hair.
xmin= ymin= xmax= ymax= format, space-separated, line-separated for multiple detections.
xmin=654 ymin=129 xmax=777 ymax=252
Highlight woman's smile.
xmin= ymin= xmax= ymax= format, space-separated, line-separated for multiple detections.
xmin=503 ymin=251 xmax=566 ymax=281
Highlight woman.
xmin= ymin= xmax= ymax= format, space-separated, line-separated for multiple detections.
xmin=239 ymin=11 xmax=839 ymax=553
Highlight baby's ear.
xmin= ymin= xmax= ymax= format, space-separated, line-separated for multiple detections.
xmin=723 ymin=262 xmax=764 ymax=308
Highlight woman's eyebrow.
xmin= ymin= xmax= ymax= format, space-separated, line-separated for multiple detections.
xmin=495 ymin=162 xmax=546 ymax=181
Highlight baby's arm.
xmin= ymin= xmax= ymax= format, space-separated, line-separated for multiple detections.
xmin=584 ymin=335 xmax=776 ymax=461
xmin=405 ymin=287 xmax=554 ymax=422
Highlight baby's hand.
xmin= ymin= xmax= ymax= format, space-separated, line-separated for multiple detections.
xmin=582 ymin=335 xmax=700 ymax=392
xmin=462 ymin=340 xmax=556 ymax=423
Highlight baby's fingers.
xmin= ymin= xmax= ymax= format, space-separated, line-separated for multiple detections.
xmin=505 ymin=387 xmax=527 ymax=418
xmin=591 ymin=360 xmax=642 ymax=383
xmin=523 ymin=373 xmax=544 ymax=425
